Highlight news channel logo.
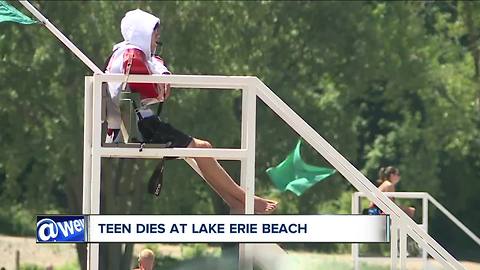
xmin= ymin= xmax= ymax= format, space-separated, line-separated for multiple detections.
xmin=36 ymin=215 xmax=86 ymax=243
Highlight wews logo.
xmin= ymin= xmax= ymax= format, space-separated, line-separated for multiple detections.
xmin=36 ymin=216 xmax=85 ymax=243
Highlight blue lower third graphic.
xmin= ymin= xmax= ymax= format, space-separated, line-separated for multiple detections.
xmin=37 ymin=216 xmax=85 ymax=243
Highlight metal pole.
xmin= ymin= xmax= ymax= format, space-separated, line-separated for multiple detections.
xmin=18 ymin=1 xmax=103 ymax=74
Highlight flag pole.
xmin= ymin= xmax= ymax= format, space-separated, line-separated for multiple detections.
xmin=18 ymin=0 xmax=103 ymax=74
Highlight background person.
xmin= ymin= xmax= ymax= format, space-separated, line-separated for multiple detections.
xmin=368 ymin=166 xmax=415 ymax=218
xmin=133 ymin=248 xmax=155 ymax=270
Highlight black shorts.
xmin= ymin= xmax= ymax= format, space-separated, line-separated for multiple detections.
xmin=138 ymin=116 xmax=192 ymax=148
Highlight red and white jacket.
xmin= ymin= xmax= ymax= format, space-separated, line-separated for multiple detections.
xmin=105 ymin=9 xmax=170 ymax=130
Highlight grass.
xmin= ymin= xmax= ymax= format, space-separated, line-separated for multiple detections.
xmin=20 ymin=254 xmax=390 ymax=270
xmin=21 ymin=261 xmax=79 ymax=270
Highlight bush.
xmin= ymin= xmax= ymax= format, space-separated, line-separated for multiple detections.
xmin=181 ymin=244 xmax=218 ymax=259
xmin=0 ymin=205 xmax=35 ymax=236
xmin=20 ymin=264 xmax=43 ymax=270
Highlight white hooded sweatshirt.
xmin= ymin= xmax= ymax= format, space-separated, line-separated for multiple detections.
xmin=105 ymin=9 xmax=170 ymax=130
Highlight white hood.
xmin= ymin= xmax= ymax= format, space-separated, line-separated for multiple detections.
xmin=120 ymin=9 xmax=160 ymax=59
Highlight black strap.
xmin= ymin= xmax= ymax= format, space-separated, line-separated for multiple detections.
xmin=156 ymin=102 xmax=163 ymax=116
xmin=132 ymin=99 xmax=143 ymax=120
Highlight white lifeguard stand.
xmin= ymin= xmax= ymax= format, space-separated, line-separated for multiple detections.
xmin=352 ymin=192 xmax=480 ymax=270
xmin=82 ymin=74 xmax=467 ymax=270
xmin=83 ymin=74 xmax=260 ymax=270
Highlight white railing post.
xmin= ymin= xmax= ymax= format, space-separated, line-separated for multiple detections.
xmin=353 ymin=192 xmax=479 ymax=270
xmin=83 ymin=77 xmax=94 ymax=270
xmin=352 ymin=192 xmax=360 ymax=270
xmin=399 ymin=224 xmax=407 ymax=269
xmin=91 ymin=76 xmax=103 ymax=215
xmin=82 ymin=76 xmax=93 ymax=215
xmin=87 ymin=75 xmax=103 ymax=270
xmin=239 ymin=84 xmax=256 ymax=270
xmin=422 ymin=195 xmax=429 ymax=270
xmin=391 ymin=218 xmax=398 ymax=270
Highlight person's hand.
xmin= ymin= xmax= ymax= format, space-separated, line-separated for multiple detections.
xmin=163 ymin=83 xmax=171 ymax=100
xmin=157 ymin=83 xmax=171 ymax=101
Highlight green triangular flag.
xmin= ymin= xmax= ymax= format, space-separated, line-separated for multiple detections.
xmin=266 ymin=140 xmax=336 ymax=196
xmin=0 ymin=1 xmax=37 ymax=24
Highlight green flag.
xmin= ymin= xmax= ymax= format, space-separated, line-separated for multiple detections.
xmin=0 ymin=1 xmax=37 ymax=24
xmin=266 ymin=140 xmax=336 ymax=196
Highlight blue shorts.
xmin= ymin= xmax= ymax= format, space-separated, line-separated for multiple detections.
xmin=368 ymin=207 xmax=384 ymax=215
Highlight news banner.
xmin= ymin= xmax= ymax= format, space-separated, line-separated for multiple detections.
xmin=36 ymin=215 xmax=390 ymax=243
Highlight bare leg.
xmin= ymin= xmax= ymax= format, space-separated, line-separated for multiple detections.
xmin=188 ymin=138 xmax=277 ymax=214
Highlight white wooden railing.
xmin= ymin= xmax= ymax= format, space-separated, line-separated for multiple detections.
xmin=83 ymin=74 xmax=467 ymax=270
xmin=352 ymin=192 xmax=479 ymax=270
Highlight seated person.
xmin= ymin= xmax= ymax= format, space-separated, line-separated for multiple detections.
xmin=104 ymin=9 xmax=277 ymax=214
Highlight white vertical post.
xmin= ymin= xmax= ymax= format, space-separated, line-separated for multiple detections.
xmin=83 ymin=77 xmax=93 ymax=214
xmin=352 ymin=192 xmax=360 ymax=270
xmin=422 ymin=196 xmax=429 ymax=270
xmin=399 ymin=224 xmax=407 ymax=270
xmin=239 ymin=85 xmax=256 ymax=270
xmin=91 ymin=76 xmax=103 ymax=215
xmin=83 ymin=77 xmax=95 ymax=270
xmin=87 ymin=75 xmax=103 ymax=270
xmin=391 ymin=218 xmax=398 ymax=270
xmin=240 ymin=84 xmax=255 ymax=215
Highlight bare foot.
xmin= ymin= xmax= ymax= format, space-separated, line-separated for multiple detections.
xmin=254 ymin=196 xmax=278 ymax=214
xmin=230 ymin=197 xmax=278 ymax=214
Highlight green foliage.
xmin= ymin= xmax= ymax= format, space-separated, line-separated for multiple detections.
xmin=181 ymin=244 xmax=220 ymax=260
xmin=160 ymin=256 xmax=235 ymax=270
xmin=141 ymin=244 xmax=235 ymax=270
xmin=20 ymin=264 xmax=43 ymax=270
xmin=316 ymin=191 xmax=352 ymax=215
xmin=55 ymin=261 xmax=80 ymax=270
xmin=21 ymin=261 xmax=79 ymax=270
xmin=0 ymin=205 xmax=34 ymax=236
